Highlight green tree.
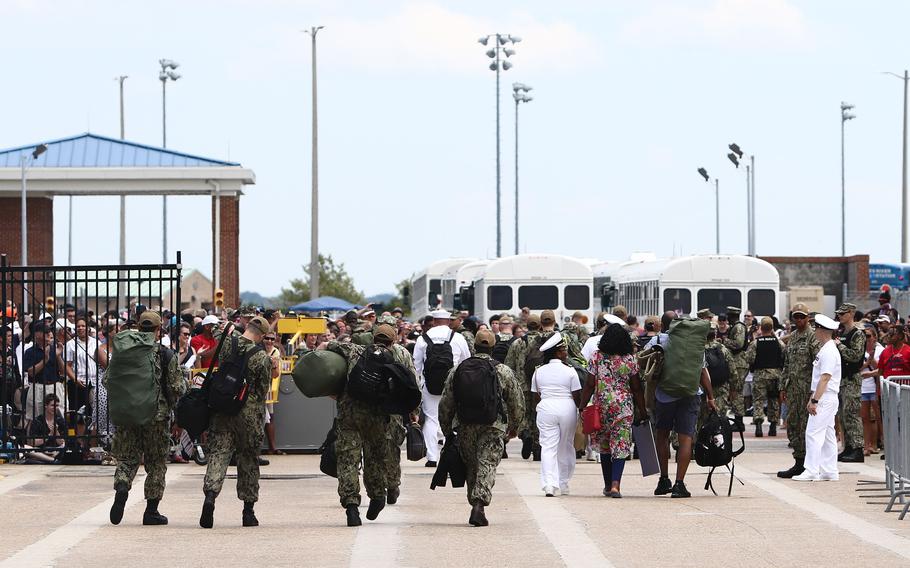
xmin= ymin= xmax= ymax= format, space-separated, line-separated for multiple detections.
xmin=278 ymin=254 xmax=366 ymax=308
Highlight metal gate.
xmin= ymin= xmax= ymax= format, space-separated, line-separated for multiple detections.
xmin=0 ymin=253 xmax=181 ymax=463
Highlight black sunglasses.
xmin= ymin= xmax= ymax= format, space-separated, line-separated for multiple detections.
xmin=264 ymin=337 xmax=276 ymax=341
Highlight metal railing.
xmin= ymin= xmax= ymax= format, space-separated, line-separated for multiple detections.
xmin=881 ymin=375 xmax=910 ymax=519
xmin=1 ymin=253 xmax=181 ymax=463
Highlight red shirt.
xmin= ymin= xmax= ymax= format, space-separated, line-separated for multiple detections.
xmin=878 ymin=344 xmax=910 ymax=378
xmin=190 ymin=333 xmax=217 ymax=369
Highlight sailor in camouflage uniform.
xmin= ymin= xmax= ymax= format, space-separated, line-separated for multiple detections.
xmin=721 ymin=306 xmax=749 ymax=431
xmin=200 ymin=316 xmax=273 ymax=529
xmin=450 ymin=311 xmax=476 ymax=355
xmin=835 ymin=302 xmax=866 ymax=463
xmin=438 ymin=330 xmax=524 ymax=526
xmin=744 ymin=317 xmax=785 ymax=437
xmin=376 ymin=315 xmax=420 ymax=505
xmin=777 ymin=304 xmax=820 ymax=478
xmin=505 ymin=313 xmax=543 ymax=460
xmin=108 ymin=311 xmax=186 ymax=526
xmin=701 ymin=325 xmax=736 ymax=427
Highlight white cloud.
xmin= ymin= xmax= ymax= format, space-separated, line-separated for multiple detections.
xmin=620 ymin=0 xmax=815 ymax=50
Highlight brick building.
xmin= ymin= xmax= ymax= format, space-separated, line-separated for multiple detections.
xmin=0 ymin=133 xmax=255 ymax=307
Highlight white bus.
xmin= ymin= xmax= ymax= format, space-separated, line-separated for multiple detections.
xmin=410 ymin=258 xmax=476 ymax=321
xmin=472 ymin=254 xmax=594 ymax=325
xmin=612 ymin=254 xmax=780 ymax=318
xmin=441 ymin=260 xmax=490 ymax=312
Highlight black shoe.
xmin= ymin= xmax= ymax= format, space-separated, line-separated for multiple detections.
xmin=425 ymin=460 xmax=437 ymax=468
xmin=502 ymin=447 xmax=508 ymax=459
xmin=733 ymin=416 xmax=745 ymax=433
xmin=366 ymin=497 xmax=385 ymax=521
xmin=838 ymin=447 xmax=865 ymax=463
xmin=532 ymin=444 xmax=542 ymax=462
xmin=576 ymin=450 xmax=585 ymax=459
xmin=110 ymin=488 xmax=128 ymax=525
xmin=521 ymin=434 xmax=532 ymax=460
xmin=142 ymin=499 xmax=168 ymax=525
xmin=670 ymin=480 xmax=691 ymax=498
xmin=200 ymin=490 xmax=216 ymax=529
xmin=258 ymin=456 xmax=270 ymax=466
xmin=346 ymin=504 xmax=362 ymax=527
xmin=777 ymin=459 xmax=804 ymax=479
xmin=755 ymin=424 xmax=763 ymax=438
xmin=654 ymin=476 xmax=672 ymax=496
xmin=469 ymin=503 xmax=488 ymax=527
xmin=768 ymin=423 xmax=777 ymax=437
xmin=242 ymin=502 xmax=258 ymax=527
xmin=387 ymin=487 xmax=400 ymax=505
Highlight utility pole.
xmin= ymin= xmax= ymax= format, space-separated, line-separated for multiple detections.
xmin=512 ymin=83 xmax=532 ymax=256
xmin=117 ymin=75 xmax=127 ymax=267
xmin=840 ymin=102 xmax=855 ymax=257
xmin=159 ymin=59 xmax=180 ymax=264
xmin=307 ymin=26 xmax=324 ymax=300
xmin=715 ymin=178 xmax=720 ymax=254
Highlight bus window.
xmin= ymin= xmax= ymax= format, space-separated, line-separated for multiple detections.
xmin=518 ymin=285 xmax=558 ymax=310
xmin=487 ymin=285 xmax=513 ymax=311
xmin=747 ymin=289 xmax=776 ymax=316
xmin=697 ymin=289 xmax=742 ymax=316
xmin=429 ymin=279 xmax=442 ymax=308
xmin=565 ymin=285 xmax=591 ymax=310
xmin=663 ymin=288 xmax=692 ymax=315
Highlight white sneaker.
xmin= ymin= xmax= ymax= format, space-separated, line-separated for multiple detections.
xmin=544 ymin=486 xmax=556 ymax=497
xmin=818 ymin=473 xmax=839 ymax=481
xmin=560 ymin=485 xmax=570 ymax=495
xmin=792 ymin=471 xmax=819 ymax=482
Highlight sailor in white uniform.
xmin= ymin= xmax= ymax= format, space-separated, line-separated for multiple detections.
xmin=794 ymin=313 xmax=841 ymax=481
xmin=531 ymin=332 xmax=582 ymax=496
xmin=581 ymin=313 xmax=627 ymax=362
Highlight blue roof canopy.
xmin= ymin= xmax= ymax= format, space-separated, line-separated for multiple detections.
xmin=289 ymin=296 xmax=361 ymax=313
xmin=0 ymin=133 xmax=239 ymax=168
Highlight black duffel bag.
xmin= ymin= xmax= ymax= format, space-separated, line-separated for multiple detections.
xmin=176 ymin=388 xmax=210 ymax=440
xmin=319 ymin=420 xmax=339 ymax=478
xmin=406 ymin=421 xmax=426 ymax=461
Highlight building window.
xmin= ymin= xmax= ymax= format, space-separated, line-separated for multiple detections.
xmin=487 ymin=285 xmax=513 ymax=310
xmin=564 ymin=285 xmax=591 ymax=310
xmin=518 ymin=285 xmax=558 ymax=310
xmin=664 ymin=288 xmax=692 ymax=315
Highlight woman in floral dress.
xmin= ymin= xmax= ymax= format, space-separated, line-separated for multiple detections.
xmin=579 ymin=324 xmax=646 ymax=497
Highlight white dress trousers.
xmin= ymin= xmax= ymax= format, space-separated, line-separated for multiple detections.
xmin=803 ymin=394 xmax=839 ymax=478
xmin=421 ymin=388 xmax=443 ymax=462
xmin=536 ymin=398 xmax=578 ymax=491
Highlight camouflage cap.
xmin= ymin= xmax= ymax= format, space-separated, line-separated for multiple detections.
xmin=540 ymin=310 xmax=556 ymax=326
xmin=475 ymin=329 xmax=496 ymax=348
xmin=138 ymin=311 xmax=162 ymax=330
xmin=696 ymin=308 xmax=715 ymax=319
xmin=791 ymin=303 xmax=810 ymax=316
xmin=247 ymin=316 xmax=270 ymax=335
xmin=377 ymin=314 xmax=398 ymax=327
xmin=239 ymin=306 xmax=257 ymax=317
xmin=373 ymin=324 xmax=396 ymax=343
xmin=527 ymin=313 xmax=541 ymax=330
xmin=835 ymin=302 xmax=857 ymax=315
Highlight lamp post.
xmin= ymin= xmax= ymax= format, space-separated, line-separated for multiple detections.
xmin=306 ymin=26 xmax=324 ymax=300
xmin=840 ymin=102 xmax=855 ymax=257
xmin=159 ymin=59 xmax=180 ymax=264
xmin=116 ymin=75 xmax=128 ymax=266
xmin=20 ymin=144 xmax=47 ymax=267
xmin=727 ymin=143 xmax=755 ymax=255
xmin=512 ymin=82 xmax=532 ymax=255
xmin=697 ymin=168 xmax=720 ymax=254
xmin=884 ymin=71 xmax=909 ymax=262
xmin=479 ymin=33 xmax=521 ymax=258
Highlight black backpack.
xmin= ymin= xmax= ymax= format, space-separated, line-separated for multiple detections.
xmin=208 ymin=335 xmax=263 ymax=416
xmin=491 ymin=336 xmax=516 ymax=364
xmin=695 ymin=411 xmax=745 ymax=496
xmin=705 ymin=346 xmax=731 ymax=388
xmin=348 ymin=345 xmax=394 ymax=405
xmin=422 ymin=331 xmax=455 ymax=395
xmin=453 ymin=357 xmax=504 ymax=425
xmin=523 ymin=334 xmax=546 ymax=381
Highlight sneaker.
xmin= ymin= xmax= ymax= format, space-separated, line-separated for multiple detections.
xmin=544 ymin=486 xmax=556 ymax=497
xmin=559 ymin=485 xmax=570 ymax=495
xmin=602 ymin=488 xmax=610 ymax=497
xmin=654 ymin=476 xmax=672 ymax=496
xmin=792 ymin=471 xmax=819 ymax=482
xmin=425 ymin=460 xmax=437 ymax=468
xmin=670 ymin=481 xmax=690 ymax=498
xmin=818 ymin=472 xmax=839 ymax=481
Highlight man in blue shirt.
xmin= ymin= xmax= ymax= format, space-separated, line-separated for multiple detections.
xmin=22 ymin=323 xmax=64 ymax=426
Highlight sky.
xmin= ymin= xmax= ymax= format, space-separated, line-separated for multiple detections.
xmin=2 ymin=0 xmax=909 ymax=297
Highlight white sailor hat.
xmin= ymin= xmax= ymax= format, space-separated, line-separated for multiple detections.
xmin=814 ymin=313 xmax=839 ymax=331
xmin=604 ymin=314 xmax=625 ymax=326
xmin=539 ymin=332 xmax=567 ymax=352
xmin=430 ymin=309 xmax=451 ymax=319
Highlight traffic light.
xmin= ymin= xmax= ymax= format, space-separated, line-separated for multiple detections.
xmin=45 ymin=296 xmax=55 ymax=314
xmin=214 ymin=289 xmax=225 ymax=310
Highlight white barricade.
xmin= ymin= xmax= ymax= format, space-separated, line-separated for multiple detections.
xmin=881 ymin=375 xmax=910 ymax=520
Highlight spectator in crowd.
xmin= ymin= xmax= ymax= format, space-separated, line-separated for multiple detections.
xmin=875 ymin=291 xmax=900 ymax=323
xmin=532 ymin=333 xmax=582 ymax=497
xmin=26 ymin=393 xmax=66 ymax=461
xmin=519 ymin=306 xmax=531 ymax=325
xmin=175 ymin=322 xmax=197 ymax=369
xmin=1 ymin=325 xmax=23 ymax=411
xmin=860 ymin=324 xmax=884 ymax=456
xmin=875 ymin=315 xmax=892 ymax=343
xmin=22 ymin=323 xmax=64 ymax=425
xmin=262 ymin=331 xmax=285 ymax=456
xmin=489 ymin=314 xmax=501 ymax=335
xmin=64 ymin=315 xmax=107 ymax=416
xmin=191 ymin=315 xmax=219 ymax=368
xmin=579 ymin=324 xmax=645 ymax=498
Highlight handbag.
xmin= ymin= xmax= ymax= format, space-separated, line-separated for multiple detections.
xmin=406 ymin=421 xmax=426 ymax=461
xmin=319 ymin=419 xmax=338 ymax=478
xmin=582 ymin=361 xmax=602 ymax=435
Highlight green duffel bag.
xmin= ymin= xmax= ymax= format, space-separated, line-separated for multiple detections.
xmin=660 ymin=318 xmax=710 ymax=399
xmin=107 ymin=330 xmax=160 ymax=427
xmin=293 ymin=349 xmax=347 ymax=398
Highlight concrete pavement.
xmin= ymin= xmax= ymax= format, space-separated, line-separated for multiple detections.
xmin=1 ymin=435 xmax=908 ymax=567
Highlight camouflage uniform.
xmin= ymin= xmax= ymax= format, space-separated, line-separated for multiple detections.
xmin=561 ymin=328 xmax=587 ymax=369
xmin=111 ymin=343 xmax=186 ymax=499
xmin=721 ymin=321 xmax=749 ymax=417
xmin=328 ymin=341 xmax=393 ymax=507
xmin=781 ymin=327 xmax=819 ymax=460
xmin=203 ymin=332 xmax=272 ymax=503
xmin=504 ymin=330 xmax=541 ymax=443
xmin=351 ymin=321 xmax=373 ymax=346
xmin=438 ymin=354 xmax=524 ymax=506
xmin=744 ymin=336 xmax=785 ymax=426
xmin=385 ymin=342 xmax=419 ymax=493
xmin=837 ymin=325 xmax=865 ymax=451
xmin=457 ymin=325 xmax=476 ymax=356
xmin=704 ymin=339 xmax=736 ymax=418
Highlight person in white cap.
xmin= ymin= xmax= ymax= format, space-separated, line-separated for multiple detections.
xmin=191 ymin=315 xmax=220 ymax=368
xmin=531 ymin=332 xmax=582 ymax=496
xmin=413 ymin=309 xmax=471 ymax=467
xmin=794 ymin=313 xmax=842 ymax=482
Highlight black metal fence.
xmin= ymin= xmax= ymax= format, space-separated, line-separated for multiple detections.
xmin=0 ymin=253 xmax=181 ymax=463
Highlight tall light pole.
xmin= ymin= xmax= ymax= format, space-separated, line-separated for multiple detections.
xmin=840 ymin=102 xmax=855 ymax=257
xmin=159 ymin=59 xmax=180 ymax=263
xmin=697 ymin=168 xmax=720 ymax=254
xmin=306 ymin=26 xmax=324 ymax=300
xmin=20 ymin=144 xmax=48 ymax=268
xmin=512 ymin=82 xmax=532 ymax=256
xmin=884 ymin=71 xmax=909 ymax=262
xmin=727 ymin=143 xmax=756 ymax=255
xmin=479 ymin=33 xmax=521 ymax=257
xmin=116 ymin=75 xmax=128 ymax=266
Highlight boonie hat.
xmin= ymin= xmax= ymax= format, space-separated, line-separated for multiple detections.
xmin=247 ymin=316 xmax=270 ymax=335
xmin=814 ymin=313 xmax=839 ymax=330
xmin=475 ymin=329 xmax=496 ymax=348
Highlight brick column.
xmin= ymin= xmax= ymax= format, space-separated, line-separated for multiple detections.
xmin=0 ymin=196 xmax=54 ymax=265
xmin=212 ymin=195 xmax=240 ymax=308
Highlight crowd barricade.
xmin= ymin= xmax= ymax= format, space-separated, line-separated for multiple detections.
xmin=881 ymin=375 xmax=910 ymax=520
